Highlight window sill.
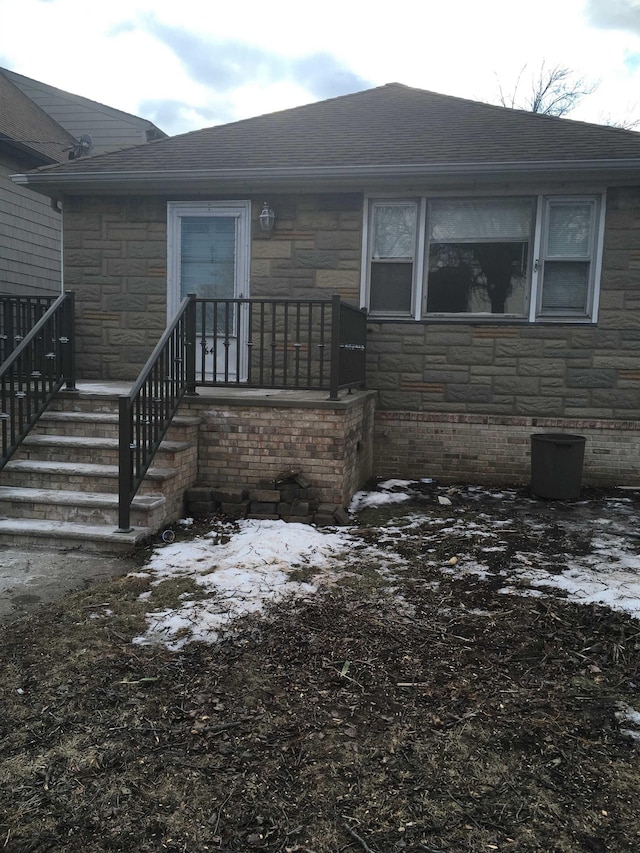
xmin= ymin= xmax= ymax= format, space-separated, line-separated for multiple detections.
xmin=366 ymin=315 xmax=597 ymax=326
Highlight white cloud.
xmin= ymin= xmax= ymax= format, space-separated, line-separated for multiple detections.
xmin=2 ymin=0 xmax=640 ymax=133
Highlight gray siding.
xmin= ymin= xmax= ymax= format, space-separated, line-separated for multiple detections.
xmin=0 ymin=153 xmax=61 ymax=295
xmin=4 ymin=71 xmax=164 ymax=155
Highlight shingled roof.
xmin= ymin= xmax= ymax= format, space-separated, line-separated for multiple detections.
xmin=0 ymin=71 xmax=75 ymax=164
xmin=14 ymin=83 xmax=640 ymax=194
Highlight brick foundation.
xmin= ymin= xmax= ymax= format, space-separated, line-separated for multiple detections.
xmin=374 ymin=411 xmax=640 ymax=486
xmin=179 ymin=390 xmax=375 ymax=508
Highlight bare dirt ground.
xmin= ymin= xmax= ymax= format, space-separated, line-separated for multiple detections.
xmin=1 ymin=486 xmax=639 ymax=853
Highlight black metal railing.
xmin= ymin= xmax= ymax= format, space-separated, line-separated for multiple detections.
xmin=193 ymin=295 xmax=366 ymax=399
xmin=0 ymin=294 xmax=58 ymax=363
xmin=118 ymin=293 xmax=365 ymax=531
xmin=118 ymin=295 xmax=196 ymax=532
xmin=0 ymin=292 xmax=75 ymax=471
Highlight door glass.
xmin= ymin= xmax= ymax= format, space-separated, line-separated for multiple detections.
xmin=180 ymin=217 xmax=236 ymax=333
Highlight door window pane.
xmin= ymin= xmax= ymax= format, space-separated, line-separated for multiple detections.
xmin=180 ymin=217 xmax=236 ymax=300
xmin=181 ymin=216 xmax=237 ymax=333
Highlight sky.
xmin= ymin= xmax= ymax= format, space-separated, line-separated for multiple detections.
xmin=2 ymin=0 xmax=640 ymax=137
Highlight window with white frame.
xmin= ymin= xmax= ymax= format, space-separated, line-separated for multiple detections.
xmin=537 ymin=197 xmax=599 ymax=318
xmin=369 ymin=202 xmax=418 ymax=316
xmin=364 ymin=194 xmax=602 ymax=322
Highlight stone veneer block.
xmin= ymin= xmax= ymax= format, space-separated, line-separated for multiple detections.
xmin=249 ymin=489 xmax=281 ymax=502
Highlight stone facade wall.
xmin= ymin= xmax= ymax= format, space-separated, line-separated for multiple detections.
xmin=63 ymin=196 xmax=168 ymax=380
xmin=249 ymin=193 xmax=362 ymax=301
xmin=63 ymin=193 xmax=362 ymax=380
xmin=367 ymin=186 xmax=640 ymax=422
xmin=180 ymin=392 xmax=375 ymax=507
xmin=374 ymin=411 xmax=640 ymax=485
xmin=62 ymin=186 xmax=639 ymax=488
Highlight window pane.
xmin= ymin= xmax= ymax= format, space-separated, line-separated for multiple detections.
xmin=370 ymin=263 xmax=413 ymax=313
xmin=427 ymin=242 xmax=528 ymax=314
xmin=429 ymin=198 xmax=533 ymax=242
xmin=541 ymin=262 xmax=589 ymax=313
xmin=372 ymin=204 xmax=416 ymax=258
xmin=546 ymin=203 xmax=592 ymax=257
xmin=181 ymin=216 xmax=237 ymax=334
xmin=181 ymin=217 xmax=236 ymax=299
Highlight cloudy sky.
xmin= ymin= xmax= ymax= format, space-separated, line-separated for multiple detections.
xmin=2 ymin=0 xmax=640 ymax=136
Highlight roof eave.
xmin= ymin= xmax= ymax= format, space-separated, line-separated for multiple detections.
xmin=1 ymin=136 xmax=61 ymax=166
xmin=12 ymin=159 xmax=640 ymax=197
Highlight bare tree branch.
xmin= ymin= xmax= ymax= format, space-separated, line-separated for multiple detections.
xmin=496 ymin=61 xmax=597 ymax=117
xmin=599 ymin=113 xmax=640 ymax=131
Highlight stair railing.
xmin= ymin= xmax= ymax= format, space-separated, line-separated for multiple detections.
xmin=118 ymin=294 xmax=196 ymax=532
xmin=0 ymin=292 xmax=75 ymax=471
xmin=0 ymin=295 xmax=58 ymax=363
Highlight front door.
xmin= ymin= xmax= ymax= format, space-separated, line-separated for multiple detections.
xmin=167 ymin=201 xmax=251 ymax=380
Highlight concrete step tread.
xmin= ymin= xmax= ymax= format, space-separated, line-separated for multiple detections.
xmin=40 ymin=411 xmax=201 ymax=426
xmin=40 ymin=411 xmax=119 ymax=424
xmin=0 ymin=486 xmax=165 ymax=509
xmin=0 ymin=517 xmax=149 ymax=547
xmin=4 ymin=459 xmax=177 ymax=481
xmin=23 ymin=434 xmax=191 ymax=452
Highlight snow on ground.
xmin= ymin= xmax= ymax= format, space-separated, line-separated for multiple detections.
xmin=132 ymin=520 xmax=356 ymax=649
xmin=500 ymin=535 xmax=640 ymax=620
xmin=132 ymin=482 xmax=640 ymax=652
xmin=615 ymin=703 xmax=640 ymax=742
xmin=128 ymin=481 xmax=640 ymax=747
xmin=131 ymin=519 xmax=405 ymax=650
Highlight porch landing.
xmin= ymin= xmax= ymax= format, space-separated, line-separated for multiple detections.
xmin=0 ymin=383 xmax=375 ymax=552
xmin=72 ymin=382 xmax=371 ymax=408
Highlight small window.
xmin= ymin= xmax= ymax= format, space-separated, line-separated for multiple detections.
xmin=369 ymin=202 xmax=417 ymax=315
xmin=425 ymin=198 xmax=534 ymax=316
xmin=538 ymin=198 xmax=598 ymax=318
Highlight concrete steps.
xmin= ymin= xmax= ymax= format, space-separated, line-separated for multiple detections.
xmin=0 ymin=486 xmax=166 ymax=528
xmin=0 ymin=389 xmax=200 ymax=552
xmin=18 ymin=433 xmax=191 ymax=466
xmin=0 ymin=518 xmax=146 ymax=552
xmin=1 ymin=459 xmax=177 ymax=494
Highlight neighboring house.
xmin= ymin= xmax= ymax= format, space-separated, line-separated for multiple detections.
xmin=3 ymin=68 xmax=166 ymax=156
xmin=0 ymin=72 xmax=74 ymax=295
xmin=0 ymin=68 xmax=166 ymax=296
xmin=11 ymin=83 xmax=640 ymax=487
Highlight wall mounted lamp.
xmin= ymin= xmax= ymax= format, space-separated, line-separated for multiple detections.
xmin=259 ymin=202 xmax=275 ymax=232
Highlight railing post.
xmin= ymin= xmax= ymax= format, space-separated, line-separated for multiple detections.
xmin=329 ymin=294 xmax=341 ymax=400
xmin=118 ymin=395 xmax=133 ymax=532
xmin=185 ymin=293 xmax=197 ymax=395
xmin=62 ymin=291 xmax=76 ymax=391
xmin=5 ymin=299 xmax=15 ymax=362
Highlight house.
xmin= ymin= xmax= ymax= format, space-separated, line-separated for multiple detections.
xmin=0 ymin=72 xmax=75 ymax=296
xmin=2 ymin=68 xmax=166 ymax=156
xmin=0 ymin=67 xmax=166 ymax=296
xmin=3 ymin=83 xmax=640 ymax=549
